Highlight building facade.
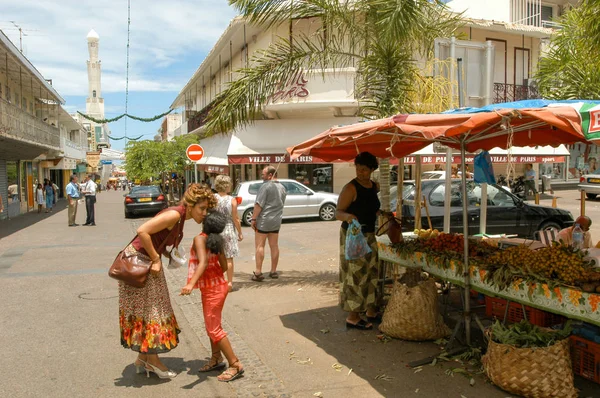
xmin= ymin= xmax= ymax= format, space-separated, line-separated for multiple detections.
xmin=0 ymin=29 xmax=68 ymax=219
xmin=172 ymin=2 xmax=581 ymax=194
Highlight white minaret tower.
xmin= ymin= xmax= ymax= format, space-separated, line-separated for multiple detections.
xmin=86 ymin=29 xmax=105 ymax=119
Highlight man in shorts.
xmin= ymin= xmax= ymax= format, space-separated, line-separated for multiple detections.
xmin=251 ymin=166 xmax=287 ymax=281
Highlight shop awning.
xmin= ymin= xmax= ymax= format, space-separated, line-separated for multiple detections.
xmin=196 ymin=134 xmax=231 ymax=172
xmin=392 ymin=144 xmax=570 ymax=164
xmin=228 ymin=118 xmax=358 ymax=164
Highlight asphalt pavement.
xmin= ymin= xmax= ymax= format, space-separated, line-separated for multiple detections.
xmin=0 ymin=189 xmax=598 ymax=398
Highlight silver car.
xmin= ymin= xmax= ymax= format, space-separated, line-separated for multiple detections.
xmin=578 ymin=172 xmax=600 ymax=199
xmin=233 ymin=179 xmax=339 ymax=226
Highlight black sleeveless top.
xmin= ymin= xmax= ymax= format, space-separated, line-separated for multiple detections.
xmin=341 ymin=179 xmax=380 ymax=233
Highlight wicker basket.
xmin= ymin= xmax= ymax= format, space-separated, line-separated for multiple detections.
xmin=482 ymin=330 xmax=577 ymax=398
xmin=379 ymin=278 xmax=451 ymax=341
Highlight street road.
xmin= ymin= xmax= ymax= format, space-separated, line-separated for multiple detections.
xmin=0 ymin=189 xmax=598 ymax=397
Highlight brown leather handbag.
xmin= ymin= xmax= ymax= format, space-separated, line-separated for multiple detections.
xmin=376 ymin=215 xmax=403 ymax=244
xmin=108 ymin=219 xmax=181 ymax=287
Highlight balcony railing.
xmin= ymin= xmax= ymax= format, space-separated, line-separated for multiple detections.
xmin=493 ymin=83 xmax=540 ymax=104
xmin=60 ymin=136 xmax=87 ymax=160
xmin=0 ymin=97 xmax=60 ymax=149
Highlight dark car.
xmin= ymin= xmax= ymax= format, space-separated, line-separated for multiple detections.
xmin=384 ymin=180 xmax=574 ymax=238
xmin=124 ymin=185 xmax=168 ymax=218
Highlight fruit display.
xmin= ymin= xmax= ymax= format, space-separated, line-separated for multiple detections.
xmin=389 ymin=231 xmax=600 ymax=292
xmin=480 ymin=241 xmax=600 ymax=290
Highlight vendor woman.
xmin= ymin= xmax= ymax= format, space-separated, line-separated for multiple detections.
xmin=336 ymin=152 xmax=387 ymax=330
xmin=557 ymin=215 xmax=593 ymax=248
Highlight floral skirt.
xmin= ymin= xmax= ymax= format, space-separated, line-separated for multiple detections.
xmin=118 ymin=245 xmax=180 ymax=353
xmin=339 ymin=228 xmax=379 ymax=313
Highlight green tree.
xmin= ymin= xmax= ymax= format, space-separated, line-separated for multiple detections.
xmin=535 ymin=0 xmax=600 ymax=100
xmin=204 ymin=0 xmax=462 ymax=135
xmin=123 ymin=135 xmax=199 ymax=183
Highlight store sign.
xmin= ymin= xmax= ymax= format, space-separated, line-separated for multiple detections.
xmin=228 ymin=154 xmax=323 ymax=164
xmin=202 ymin=165 xmax=230 ymax=174
xmin=268 ymin=71 xmax=309 ymax=103
xmin=86 ymin=151 xmax=101 ymax=168
xmin=394 ymin=155 xmax=566 ymax=165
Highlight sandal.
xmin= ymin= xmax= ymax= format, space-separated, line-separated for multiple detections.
xmin=217 ymin=360 xmax=244 ymax=382
xmin=251 ymin=272 xmax=264 ymax=282
xmin=199 ymin=355 xmax=226 ymax=372
xmin=268 ymin=271 xmax=279 ymax=279
xmin=366 ymin=313 xmax=382 ymax=323
xmin=346 ymin=319 xmax=373 ymax=330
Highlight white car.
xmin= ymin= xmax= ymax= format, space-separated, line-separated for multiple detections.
xmin=578 ymin=172 xmax=600 ymax=199
xmin=233 ymin=179 xmax=339 ymax=226
xmin=421 ymin=171 xmax=446 ymax=180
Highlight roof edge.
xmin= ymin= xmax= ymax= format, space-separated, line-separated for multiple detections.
xmin=0 ymin=29 xmax=65 ymax=104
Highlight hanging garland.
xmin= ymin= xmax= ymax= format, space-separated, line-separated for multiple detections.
xmin=107 ymin=134 xmax=144 ymax=141
xmin=76 ymin=109 xmax=174 ymax=125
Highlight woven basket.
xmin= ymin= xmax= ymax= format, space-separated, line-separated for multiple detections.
xmin=482 ymin=330 xmax=577 ymax=398
xmin=379 ymin=278 xmax=451 ymax=341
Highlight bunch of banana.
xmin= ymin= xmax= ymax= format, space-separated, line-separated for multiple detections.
xmin=413 ymin=228 xmax=441 ymax=240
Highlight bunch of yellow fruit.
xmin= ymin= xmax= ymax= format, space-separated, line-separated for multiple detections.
xmin=413 ymin=228 xmax=441 ymax=240
xmin=486 ymin=243 xmax=590 ymax=285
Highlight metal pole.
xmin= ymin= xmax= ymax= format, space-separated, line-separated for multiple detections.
xmin=443 ymin=147 xmax=452 ymax=233
xmin=461 ymin=139 xmax=471 ymax=346
xmin=194 ymin=163 xmax=198 ymax=184
xmin=457 ymin=57 xmax=464 ymax=109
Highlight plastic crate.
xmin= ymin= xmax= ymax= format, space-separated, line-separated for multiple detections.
xmin=570 ymin=335 xmax=600 ymax=384
xmin=484 ymin=296 xmax=567 ymax=327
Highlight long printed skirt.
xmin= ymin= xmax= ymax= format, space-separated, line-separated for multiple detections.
xmin=339 ymin=228 xmax=379 ymax=313
xmin=118 ymin=245 xmax=180 ymax=353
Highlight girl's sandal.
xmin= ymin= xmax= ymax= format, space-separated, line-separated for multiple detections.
xmin=199 ymin=356 xmax=226 ymax=372
xmin=217 ymin=361 xmax=244 ymax=382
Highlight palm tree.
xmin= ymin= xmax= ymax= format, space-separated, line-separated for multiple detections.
xmin=535 ymin=0 xmax=600 ymax=100
xmin=204 ymin=0 xmax=463 ymax=135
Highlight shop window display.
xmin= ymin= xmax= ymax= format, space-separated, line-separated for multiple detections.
xmin=288 ymin=164 xmax=333 ymax=193
xmin=6 ymin=161 xmax=18 ymax=204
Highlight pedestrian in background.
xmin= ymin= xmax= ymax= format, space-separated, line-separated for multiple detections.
xmin=524 ymin=163 xmax=537 ymax=199
xmin=181 ymin=211 xmax=244 ymax=382
xmin=44 ymin=180 xmax=54 ymax=213
xmin=336 ymin=152 xmax=383 ymax=330
xmin=251 ymin=166 xmax=286 ymax=281
xmin=213 ymin=175 xmax=243 ymax=292
xmin=36 ymin=183 xmax=44 ymax=213
xmin=52 ymin=181 xmax=59 ymax=204
xmin=82 ymin=174 xmax=97 ymax=226
xmin=66 ymin=175 xmax=80 ymax=226
xmin=120 ymin=184 xmax=216 ymax=379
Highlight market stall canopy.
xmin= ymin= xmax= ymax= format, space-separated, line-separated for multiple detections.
xmin=287 ymin=106 xmax=587 ymax=161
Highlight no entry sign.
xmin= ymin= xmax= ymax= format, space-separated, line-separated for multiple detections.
xmin=186 ymin=144 xmax=204 ymax=162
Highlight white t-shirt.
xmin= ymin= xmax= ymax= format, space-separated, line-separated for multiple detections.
xmin=84 ymin=180 xmax=97 ymax=196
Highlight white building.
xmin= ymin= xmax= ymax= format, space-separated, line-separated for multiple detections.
xmin=172 ymin=2 xmax=581 ymax=193
xmin=171 ymin=17 xmax=359 ymax=193
xmin=160 ymin=113 xmax=182 ymax=141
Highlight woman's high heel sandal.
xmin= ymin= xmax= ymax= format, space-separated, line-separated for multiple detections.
xmin=134 ymin=359 xmax=147 ymax=374
xmin=144 ymin=362 xmax=177 ymax=379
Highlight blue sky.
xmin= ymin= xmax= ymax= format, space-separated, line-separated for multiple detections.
xmin=0 ymin=0 xmax=237 ymax=151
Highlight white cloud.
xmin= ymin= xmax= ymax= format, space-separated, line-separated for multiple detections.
xmin=1 ymin=0 xmax=237 ymax=96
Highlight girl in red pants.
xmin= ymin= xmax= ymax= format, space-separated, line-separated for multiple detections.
xmin=181 ymin=211 xmax=244 ymax=382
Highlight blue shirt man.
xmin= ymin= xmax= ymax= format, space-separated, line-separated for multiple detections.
xmin=66 ymin=175 xmax=80 ymax=226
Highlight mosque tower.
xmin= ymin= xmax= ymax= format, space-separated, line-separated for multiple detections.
xmin=85 ymin=29 xmax=104 ymax=119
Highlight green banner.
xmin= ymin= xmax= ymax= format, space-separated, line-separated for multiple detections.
xmin=572 ymin=102 xmax=600 ymax=141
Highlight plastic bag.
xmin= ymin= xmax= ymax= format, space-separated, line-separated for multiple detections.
xmin=345 ymin=219 xmax=372 ymax=260
xmin=474 ymin=150 xmax=496 ymax=184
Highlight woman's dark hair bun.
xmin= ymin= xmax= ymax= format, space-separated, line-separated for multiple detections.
xmin=203 ymin=211 xmax=227 ymax=254
xmin=354 ymin=151 xmax=378 ymax=170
